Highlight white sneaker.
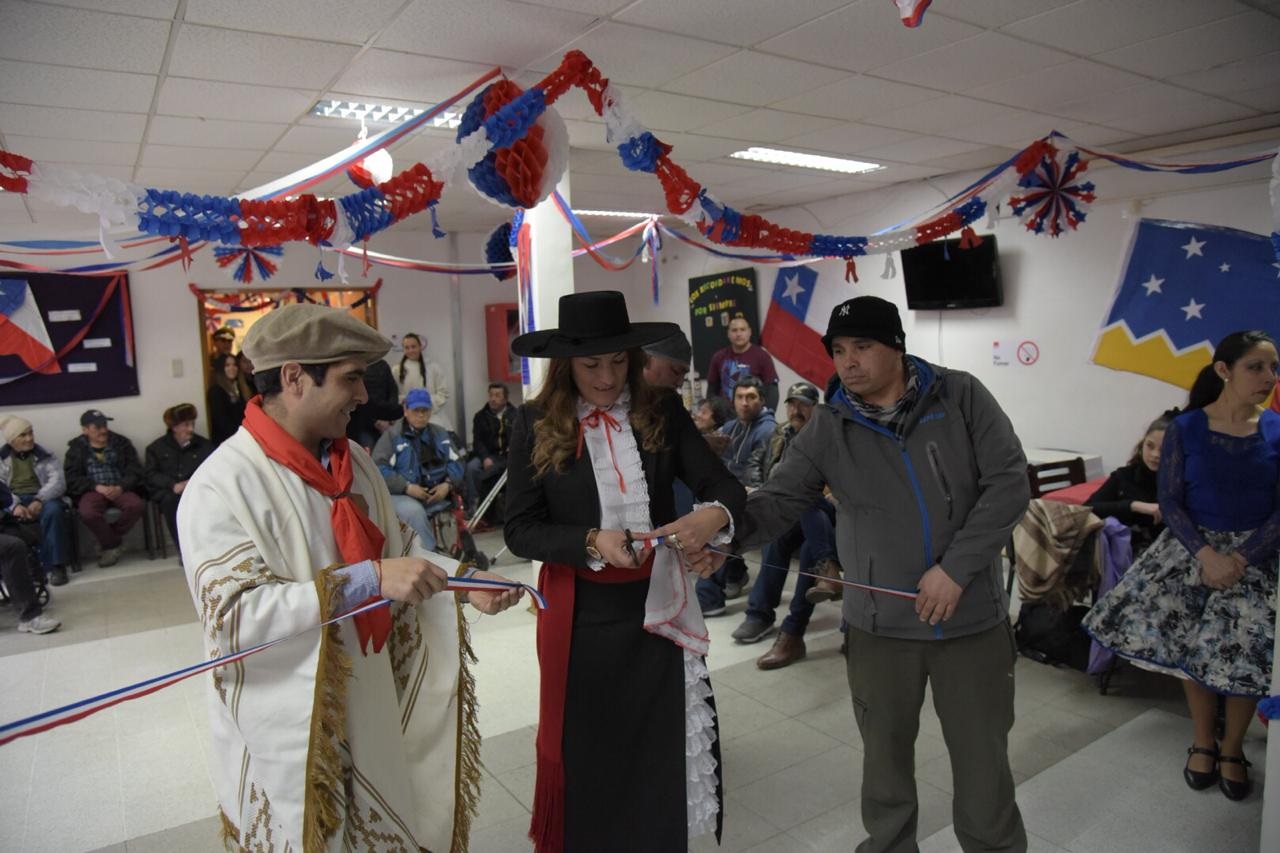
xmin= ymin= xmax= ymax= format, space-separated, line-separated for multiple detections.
xmin=18 ymin=614 xmax=61 ymax=634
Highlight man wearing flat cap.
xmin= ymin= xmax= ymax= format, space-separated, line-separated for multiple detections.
xmin=64 ymin=408 xmax=145 ymax=567
xmin=143 ymin=403 xmax=212 ymax=557
xmin=176 ymin=303 xmax=522 ymax=852
xmin=664 ymin=295 xmax=1030 ymax=852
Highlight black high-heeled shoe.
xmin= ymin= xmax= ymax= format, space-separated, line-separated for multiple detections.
xmin=1183 ymin=745 xmax=1219 ymax=790
xmin=1218 ymin=754 xmax=1252 ymax=800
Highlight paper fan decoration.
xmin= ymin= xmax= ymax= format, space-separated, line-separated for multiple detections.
xmin=1008 ymin=145 xmax=1095 ymax=237
xmin=213 ymin=245 xmax=284 ymax=283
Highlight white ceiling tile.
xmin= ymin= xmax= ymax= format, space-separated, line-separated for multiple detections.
xmin=157 ymin=77 xmax=314 ymax=122
xmin=561 ymin=118 xmax=612 ymax=150
xmin=682 ymin=161 xmax=776 ymax=185
xmin=758 ymin=0 xmax=984 ymax=74
xmin=664 ymin=51 xmax=849 ymax=107
xmin=654 ymin=132 xmax=753 ymax=161
xmin=966 ymin=61 xmax=1148 ymax=112
xmin=874 ymin=96 xmax=1011 ymax=134
xmin=0 ymin=104 xmax=147 ymax=143
xmin=185 ymin=0 xmax=407 ymax=43
xmin=615 ymin=0 xmax=851 ymax=47
xmin=920 ymin=145 xmax=1019 ymax=172
xmin=140 ymin=144 xmax=262 ymax=171
xmin=859 ymin=135 xmax=990 ymax=165
xmin=931 ymin=0 xmax=1076 ymax=28
xmin=1053 ymin=81 xmax=1229 ymax=125
xmin=392 ymin=129 xmax=468 ymax=163
xmin=0 ymin=2 xmax=170 ymax=73
xmin=255 ymin=150 xmax=326 ymax=174
xmin=169 ymin=25 xmax=359 ymax=89
xmin=274 ymin=124 xmax=369 ymax=155
xmin=1094 ymin=12 xmax=1280 ymax=77
xmin=1046 ymin=123 xmax=1137 ymax=147
xmin=134 ymin=167 xmax=244 ymax=193
xmin=550 ymin=85 xmax=644 ymax=123
xmin=854 ymin=162 xmax=948 ymax=183
xmin=1228 ymin=85 xmax=1280 ymax=113
xmin=1104 ymin=96 xmax=1257 ymax=136
xmin=1171 ymin=50 xmax=1280 ymax=96
xmin=567 ymin=148 xmax=627 ymax=175
xmin=781 ymin=122 xmax=915 ymax=156
xmin=330 ymin=51 xmax=503 ymax=105
xmin=147 ymin=115 xmax=288 ymax=150
xmin=0 ymin=60 xmax=156 ymax=112
xmin=626 ymin=91 xmax=754 ymax=133
xmin=520 ymin=0 xmax=632 ymax=13
xmin=1003 ymin=0 xmax=1243 ymax=55
xmin=693 ymin=109 xmax=845 ymax=143
xmin=536 ymin=23 xmax=738 ymax=89
xmin=771 ymin=75 xmax=943 ymax=122
xmin=874 ymin=32 xmax=1075 ymax=92
xmin=4 ymin=135 xmax=138 ymax=166
xmin=32 ymin=0 xmax=176 ymax=18
xmin=377 ymin=0 xmax=596 ymax=67
xmin=947 ymin=109 xmax=1061 ymax=146
xmin=716 ymin=169 xmax=832 ymax=193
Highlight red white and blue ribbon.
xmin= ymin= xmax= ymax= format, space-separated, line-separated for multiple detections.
xmin=0 ymin=576 xmax=544 ymax=748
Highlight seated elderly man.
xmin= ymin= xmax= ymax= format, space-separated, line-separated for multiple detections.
xmin=373 ymin=388 xmax=464 ymax=552
xmin=145 ymin=403 xmax=213 ymax=556
xmin=0 ymin=416 xmax=71 ymax=586
xmin=0 ymin=482 xmax=60 ymax=634
xmin=65 ymin=409 xmax=145 ymax=567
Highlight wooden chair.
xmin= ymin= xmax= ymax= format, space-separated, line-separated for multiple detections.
xmin=1006 ymin=457 xmax=1088 ymax=595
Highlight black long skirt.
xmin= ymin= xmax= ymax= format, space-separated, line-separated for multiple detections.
xmin=561 ymin=576 xmax=722 ymax=852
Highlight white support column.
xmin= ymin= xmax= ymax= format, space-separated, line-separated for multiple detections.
xmin=518 ymin=172 xmax=574 ymax=397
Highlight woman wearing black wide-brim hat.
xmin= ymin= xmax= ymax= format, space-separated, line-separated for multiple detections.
xmin=505 ymin=290 xmax=745 ymax=852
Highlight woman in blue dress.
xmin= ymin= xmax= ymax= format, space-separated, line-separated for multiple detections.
xmin=1084 ymin=330 xmax=1279 ymax=802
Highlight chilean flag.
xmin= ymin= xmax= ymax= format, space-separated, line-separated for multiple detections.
xmin=760 ymin=266 xmax=851 ymax=386
xmin=0 ymin=279 xmax=59 ymax=375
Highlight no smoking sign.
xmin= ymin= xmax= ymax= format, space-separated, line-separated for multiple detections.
xmin=1017 ymin=340 xmax=1039 ymax=365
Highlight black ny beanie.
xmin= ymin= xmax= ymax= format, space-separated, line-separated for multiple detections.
xmin=821 ymin=296 xmax=906 ymax=354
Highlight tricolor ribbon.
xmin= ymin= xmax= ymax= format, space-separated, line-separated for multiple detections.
xmin=0 ymin=576 xmax=544 ymax=748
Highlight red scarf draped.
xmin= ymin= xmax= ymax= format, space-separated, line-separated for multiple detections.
xmin=241 ymin=396 xmax=391 ymax=654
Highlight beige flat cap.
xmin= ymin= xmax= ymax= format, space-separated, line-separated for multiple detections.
xmin=242 ymin=303 xmax=391 ymax=372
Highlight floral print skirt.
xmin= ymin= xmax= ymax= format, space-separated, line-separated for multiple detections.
xmin=1082 ymin=527 xmax=1275 ymax=696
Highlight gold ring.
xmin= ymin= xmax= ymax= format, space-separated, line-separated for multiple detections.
xmin=669 ymin=533 xmax=685 ymax=551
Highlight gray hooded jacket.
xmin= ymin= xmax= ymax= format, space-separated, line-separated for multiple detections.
xmin=740 ymin=356 xmax=1028 ymax=641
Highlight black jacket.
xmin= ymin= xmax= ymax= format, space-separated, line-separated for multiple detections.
xmin=347 ymin=359 xmax=404 ymax=444
xmin=504 ymin=390 xmax=746 ymax=568
xmin=64 ymin=432 xmax=145 ymax=498
xmin=144 ymin=432 xmax=214 ymax=501
xmin=207 ymin=383 xmax=247 ymax=446
xmin=472 ymin=403 xmax=516 ymax=461
xmin=1085 ymin=461 xmax=1159 ymax=528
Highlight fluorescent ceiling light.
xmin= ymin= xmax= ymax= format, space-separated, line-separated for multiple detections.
xmin=730 ymin=147 xmax=882 ymax=174
xmin=573 ymin=209 xmax=662 ymax=218
xmin=310 ymin=99 xmax=460 ymax=128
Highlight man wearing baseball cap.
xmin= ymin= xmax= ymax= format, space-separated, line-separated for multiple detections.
xmin=176 ymin=303 xmax=521 ymax=851
xmin=668 ymin=294 xmax=1030 ymax=851
xmin=64 ymin=408 xmax=145 ymax=567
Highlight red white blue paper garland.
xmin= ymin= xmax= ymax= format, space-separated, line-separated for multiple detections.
xmin=2 ymin=51 xmax=1278 ymax=272
xmin=213 ymin=245 xmax=284 ymax=283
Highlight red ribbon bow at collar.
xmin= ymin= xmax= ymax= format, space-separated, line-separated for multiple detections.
xmin=576 ymin=407 xmax=627 ymax=494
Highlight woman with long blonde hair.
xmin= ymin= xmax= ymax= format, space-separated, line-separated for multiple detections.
xmin=504 ymin=291 xmax=744 ymax=853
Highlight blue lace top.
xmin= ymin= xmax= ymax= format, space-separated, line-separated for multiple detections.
xmin=1158 ymin=408 xmax=1280 ymax=565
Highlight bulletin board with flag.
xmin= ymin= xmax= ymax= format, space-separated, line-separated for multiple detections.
xmin=1092 ymin=219 xmax=1280 ymax=389
xmin=0 ymin=272 xmax=138 ymax=405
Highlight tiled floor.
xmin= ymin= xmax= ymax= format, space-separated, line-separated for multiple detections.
xmin=0 ymin=536 xmax=1269 ymax=852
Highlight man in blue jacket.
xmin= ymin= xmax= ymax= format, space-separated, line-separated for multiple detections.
xmin=372 ymin=388 xmax=464 ymax=553
xmin=722 ymin=296 xmax=1030 ymax=852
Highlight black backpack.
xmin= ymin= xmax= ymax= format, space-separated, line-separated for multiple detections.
xmin=1014 ymin=602 xmax=1091 ymax=670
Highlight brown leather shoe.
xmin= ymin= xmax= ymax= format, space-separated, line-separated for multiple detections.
xmin=756 ymin=631 xmax=806 ymax=670
xmin=804 ymin=559 xmax=843 ymax=604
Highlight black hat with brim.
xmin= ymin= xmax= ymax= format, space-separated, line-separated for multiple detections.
xmin=511 ymin=290 xmax=680 ymax=359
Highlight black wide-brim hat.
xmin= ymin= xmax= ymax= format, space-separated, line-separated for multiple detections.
xmin=511 ymin=290 xmax=680 ymax=358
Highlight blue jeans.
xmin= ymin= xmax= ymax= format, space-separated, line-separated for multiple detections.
xmin=391 ymin=495 xmax=437 ymax=552
xmin=746 ymin=523 xmax=817 ymax=636
xmin=16 ymin=494 xmax=70 ymax=568
xmin=464 ymin=456 xmax=505 ymax=512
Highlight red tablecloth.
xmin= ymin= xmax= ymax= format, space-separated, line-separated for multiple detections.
xmin=1040 ymin=477 xmax=1107 ymax=505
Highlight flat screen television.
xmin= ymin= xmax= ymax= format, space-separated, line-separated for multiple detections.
xmin=900 ymin=234 xmax=1003 ymax=310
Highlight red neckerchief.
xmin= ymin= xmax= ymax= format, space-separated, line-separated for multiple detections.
xmin=576 ymin=406 xmax=626 ymax=493
xmin=241 ymin=396 xmax=390 ymax=654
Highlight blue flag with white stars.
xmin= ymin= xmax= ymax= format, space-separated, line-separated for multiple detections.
xmin=1092 ymin=218 xmax=1280 ymax=389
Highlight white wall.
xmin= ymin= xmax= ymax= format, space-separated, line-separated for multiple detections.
xmin=604 ymin=140 xmax=1277 ymax=473
xmin=1 ymin=228 xmax=526 ymax=454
